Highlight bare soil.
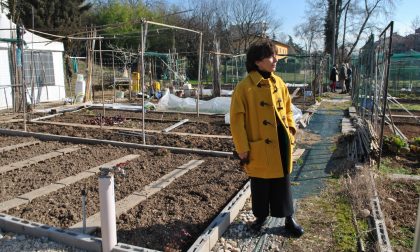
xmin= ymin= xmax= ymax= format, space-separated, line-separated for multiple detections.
xmin=0 ymin=141 xmax=69 ymax=166
xmin=2 ymin=123 xmax=234 ymax=152
xmin=383 ymin=122 xmax=420 ymax=140
xmin=376 ymin=177 xmax=420 ymax=251
xmin=1 ymin=134 xmax=247 ymax=251
xmin=114 ymin=157 xmax=247 ymax=251
xmin=47 ymin=108 xmax=230 ymax=135
xmin=0 ymin=135 xmax=39 ymax=148
xmin=1 ymin=143 xmax=151 ymax=202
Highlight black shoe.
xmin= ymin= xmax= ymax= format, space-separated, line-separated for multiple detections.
xmin=250 ymin=217 xmax=266 ymax=231
xmin=285 ymin=216 xmax=304 ymax=237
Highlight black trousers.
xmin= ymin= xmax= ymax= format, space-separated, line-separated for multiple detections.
xmin=250 ymin=175 xmax=294 ymax=218
xmin=250 ymin=124 xmax=294 ymax=219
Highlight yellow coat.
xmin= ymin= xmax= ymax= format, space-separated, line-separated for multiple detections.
xmin=230 ymin=71 xmax=296 ymax=178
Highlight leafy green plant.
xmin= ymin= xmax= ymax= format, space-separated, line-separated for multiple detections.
xmin=384 ymin=135 xmax=408 ymax=153
xmin=413 ymin=137 xmax=420 ymax=146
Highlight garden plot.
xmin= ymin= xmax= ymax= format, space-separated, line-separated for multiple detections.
xmin=0 ymin=134 xmax=247 ymax=251
xmin=2 ymin=122 xmax=234 ymax=152
xmin=0 ymin=135 xmax=40 ymax=149
xmin=39 ymin=108 xmax=231 ymax=135
xmin=376 ymin=177 xmax=420 ymax=251
xmin=0 ymin=140 xmax=72 ymax=167
xmin=0 ymin=137 xmax=161 ymax=203
xmin=109 ymin=157 xmax=247 ymax=251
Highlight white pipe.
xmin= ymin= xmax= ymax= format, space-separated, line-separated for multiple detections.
xmin=99 ymin=175 xmax=117 ymax=252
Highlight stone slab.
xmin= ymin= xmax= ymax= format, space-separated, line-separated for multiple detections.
xmin=18 ymin=184 xmax=65 ymax=202
xmin=0 ymin=198 xmax=30 ymax=212
xmin=0 ymin=141 xmax=41 ymax=153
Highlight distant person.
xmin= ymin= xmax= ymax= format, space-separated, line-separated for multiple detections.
xmin=345 ymin=63 xmax=352 ymax=93
xmin=339 ymin=63 xmax=347 ymax=93
xmin=329 ymin=64 xmax=338 ymax=92
xmin=230 ymin=40 xmax=304 ymax=238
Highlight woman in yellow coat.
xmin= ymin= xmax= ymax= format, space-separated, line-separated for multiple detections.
xmin=230 ymin=40 xmax=304 ymax=237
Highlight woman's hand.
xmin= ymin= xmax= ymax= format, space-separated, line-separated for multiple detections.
xmin=238 ymin=152 xmax=248 ymax=160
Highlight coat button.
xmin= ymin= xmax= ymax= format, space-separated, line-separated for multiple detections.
xmin=263 ymin=120 xmax=272 ymax=126
xmin=265 ymin=138 xmax=272 ymax=144
xmin=278 ymin=98 xmax=282 ymax=102
xmin=257 ymin=83 xmax=262 ymax=88
xmin=260 ymin=101 xmax=270 ymax=107
xmin=277 ymin=106 xmax=284 ymax=110
xmin=282 ymin=115 xmax=286 ymax=120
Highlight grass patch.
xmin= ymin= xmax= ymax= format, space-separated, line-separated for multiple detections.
xmin=389 ymin=103 xmax=420 ymax=111
xmin=379 ymin=157 xmax=412 ymax=175
xmin=285 ymin=179 xmax=368 ymax=251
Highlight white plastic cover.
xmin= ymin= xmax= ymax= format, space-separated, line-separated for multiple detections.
xmin=156 ymin=92 xmax=231 ymax=114
xmin=224 ymin=104 xmax=302 ymax=125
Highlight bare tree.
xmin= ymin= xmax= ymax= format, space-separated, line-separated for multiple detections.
xmin=411 ymin=15 xmax=420 ymax=33
xmin=295 ymin=15 xmax=323 ymax=55
xmin=344 ymin=0 xmax=395 ymax=60
xmin=228 ymin=0 xmax=281 ymax=52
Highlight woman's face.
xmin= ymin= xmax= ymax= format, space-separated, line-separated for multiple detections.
xmin=255 ymin=54 xmax=277 ymax=72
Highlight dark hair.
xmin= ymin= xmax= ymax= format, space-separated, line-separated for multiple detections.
xmin=245 ymin=40 xmax=277 ymax=73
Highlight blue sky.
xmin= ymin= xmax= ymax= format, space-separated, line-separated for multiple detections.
xmin=168 ymin=0 xmax=419 ymax=37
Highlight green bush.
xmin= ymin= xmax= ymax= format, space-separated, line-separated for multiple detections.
xmin=384 ymin=135 xmax=408 ymax=153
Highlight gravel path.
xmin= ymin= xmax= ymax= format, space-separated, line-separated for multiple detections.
xmin=0 ymin=228 xmax=86 ymax=252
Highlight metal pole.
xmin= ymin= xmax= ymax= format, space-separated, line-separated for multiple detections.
xmin=413 ymin=199 xmax=420 ymax=252
xmin=141 ymin=22 xmax=147 ymax=144
xmin=100 ymin=39 xmax=105 ymax=129
xmin=332 ymin=0 xmax=337 ymax=66
xmin=81 ymin=189 xmax=87 ymax=234
xmin=112 ymin=51 xmax=115 ymax=104
xmin=377 ymin=21 xmax=393 ymax=170
xmin=196 ymin=32 xmax=203 ymax=117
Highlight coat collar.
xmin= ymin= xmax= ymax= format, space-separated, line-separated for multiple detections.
xmin=249 ymin=71 xmax=276 ymax=86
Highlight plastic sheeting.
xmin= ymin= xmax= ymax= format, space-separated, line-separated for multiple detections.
xmin=157 ymin=92 xmax=302 ymax=122
xmin=224 ymin=104 xmax=302 ymax=124
xmin=156 ymin=93 xmax=231 ymax=114
xmin=201 ymin=89 xmax=234 ymax=96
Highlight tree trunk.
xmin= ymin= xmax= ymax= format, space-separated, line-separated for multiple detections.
xmin=212 ymin=37 xmax=221 ymax=97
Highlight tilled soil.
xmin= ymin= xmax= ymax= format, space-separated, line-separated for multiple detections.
xmin=376 ymin=177 xmax=420 ymax=251
xmin=2 ymin=123 xmax=234 ymax=152
xmin=56 ymin=108 xmax=226 ymax=123
xmin=0 ymin=135 xmax=39 ymax=148
xmin=115 ymin=157 xmax=247 ymax=251
xmin=1 ymin=144 xmax=151 ymax=202
xmin=0 ymin=141 xmax=69 ymax=166
xmin=46 ymin=108 xmax=230 ymax=135
xmin=384 ymin=122 xmax=420 ymax=140
xmin=6 ymin=144 xmax=200 ymax=229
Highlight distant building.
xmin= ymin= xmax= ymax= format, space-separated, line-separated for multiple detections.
xmin=392 ymin=28 xmax=420 ymax=53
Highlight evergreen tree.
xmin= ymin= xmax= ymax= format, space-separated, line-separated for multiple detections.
xmin=7 ymin=0 xmax=92 ymax=33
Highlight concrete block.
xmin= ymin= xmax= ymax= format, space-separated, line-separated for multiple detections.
xmin=115 ymin=194 xmax=147 ymax=216
xmin=55 ymin=146 xmax=82 ymax=154
xmin=0 ymin=213 xmax=101 ymax=252
xmin=18 ymin=184 xmax=65 ymax=201
xmin=113 ymin=243 xmax=161 ymax=252
xmin=56 ymin=172 xmax=96 ymax=185
xmin=0 ymin=198 xmax=30 ymax=212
